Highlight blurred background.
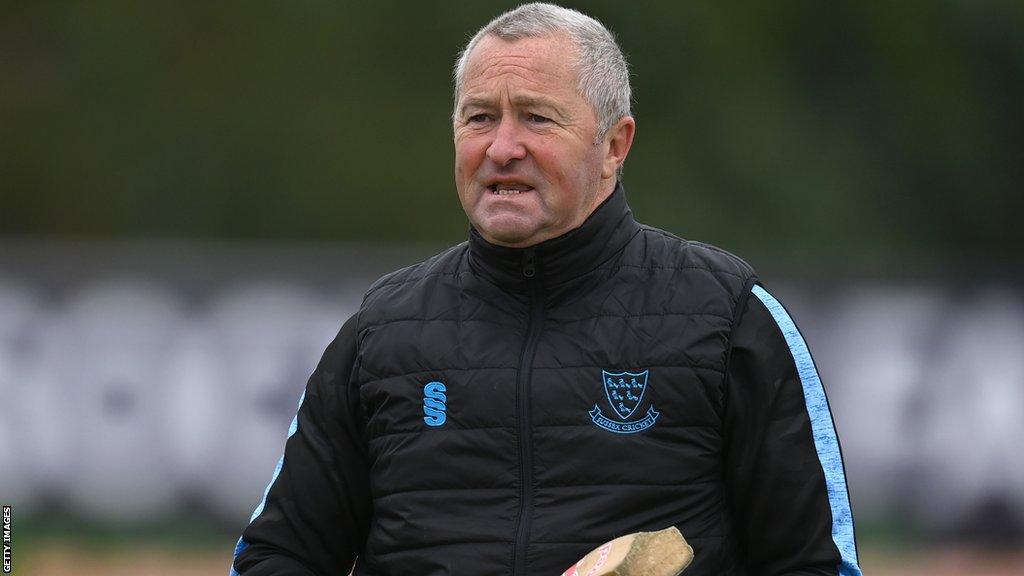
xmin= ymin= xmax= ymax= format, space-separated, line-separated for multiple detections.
xmin=1 ymin=1 xmax=1022 ymax=574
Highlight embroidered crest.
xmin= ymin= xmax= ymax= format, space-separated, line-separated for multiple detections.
xmin=590 ymin=370 xmax=660 ymax=434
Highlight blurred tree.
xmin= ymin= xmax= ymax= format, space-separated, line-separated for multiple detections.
xmin=1 ymin=1 xmax=1021 ymax=266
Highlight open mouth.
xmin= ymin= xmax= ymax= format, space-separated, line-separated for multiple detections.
xmin=487 ymin=184 xmax=534 ymax=195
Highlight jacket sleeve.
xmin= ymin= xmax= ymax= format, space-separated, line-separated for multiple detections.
xmin=723 ymin=283 xmax=862 ymax=576
xmin=231 ymin=314 xmax=372 ymax=576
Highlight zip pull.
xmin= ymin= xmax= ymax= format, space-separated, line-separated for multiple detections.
xmin=522 ymin=249 xmax=536 ymax=278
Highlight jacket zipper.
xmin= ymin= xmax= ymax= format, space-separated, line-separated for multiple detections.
xmin=513 ymin=248 xmax=544 ymax=576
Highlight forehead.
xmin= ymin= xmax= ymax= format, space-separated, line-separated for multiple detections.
xmin=460 ymin=34 xmax=580 ymax=99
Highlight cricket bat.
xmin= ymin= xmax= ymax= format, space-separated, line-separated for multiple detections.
xmin=560 ymin=527 xmax=694 ymax=576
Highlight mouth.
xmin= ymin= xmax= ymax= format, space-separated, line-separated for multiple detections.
xmin=487 ymin=183 xmax=535 ymax=196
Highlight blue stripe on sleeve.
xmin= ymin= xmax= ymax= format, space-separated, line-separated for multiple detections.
xmin=751 ymin=285 xmax=863 ymax=576
xmin=229 ymin=390 xmax=307 ymax=576
xmin=229 ymin=537 xmax=247 ymax=576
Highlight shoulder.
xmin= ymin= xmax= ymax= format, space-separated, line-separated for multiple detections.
xmin=632 ymin=224 xmax=757 ymax=283
xmin=362 ymin=242 xmax=470 ymax=306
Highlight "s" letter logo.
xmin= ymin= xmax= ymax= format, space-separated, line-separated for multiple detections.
xmin=423 ymin=381 xmax=447 ymax=427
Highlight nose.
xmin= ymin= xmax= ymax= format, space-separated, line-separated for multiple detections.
xmin=486 ymin=116 xmax=527 ymax=166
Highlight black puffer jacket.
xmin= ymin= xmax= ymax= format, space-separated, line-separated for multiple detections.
xmin=232 ymin=184 xmax=862 ymax=576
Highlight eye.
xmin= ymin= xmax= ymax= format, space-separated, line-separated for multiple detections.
xmin=466 ymin=113 xmax=492 ymax=124
xmin=526 ymin=113 xmax=552 ymax=124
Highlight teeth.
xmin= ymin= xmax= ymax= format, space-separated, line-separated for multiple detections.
xmin=490 ymin=185 xmax=531 ymax=195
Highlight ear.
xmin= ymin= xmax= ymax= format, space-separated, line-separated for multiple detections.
xmin=601 ymin=116 xmax=636 ymax=180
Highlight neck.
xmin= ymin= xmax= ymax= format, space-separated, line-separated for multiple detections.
xmin=468 ymin=181 xmax=640 ymax=293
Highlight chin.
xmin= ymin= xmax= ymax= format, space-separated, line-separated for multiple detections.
xmin=481 ymin=229 xmax=532 ymax=247
xmin=477 ymin=220 xmax=539 ymax=247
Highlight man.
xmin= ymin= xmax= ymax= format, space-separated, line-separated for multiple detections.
xmin=231 ymin=4 xmax=862 ymax=575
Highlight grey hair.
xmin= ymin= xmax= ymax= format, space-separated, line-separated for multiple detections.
xmin=453 ymin=2 xmax=632 ymax=138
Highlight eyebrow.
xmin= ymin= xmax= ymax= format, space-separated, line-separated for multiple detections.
xmin=458 ymin=94 xmax=566 ymax=117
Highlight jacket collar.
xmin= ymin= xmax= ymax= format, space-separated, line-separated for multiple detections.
xmin=468 ymin=182 xmax=641 ymax=292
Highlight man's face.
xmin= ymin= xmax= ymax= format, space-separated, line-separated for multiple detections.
xmin=454 ymin=34 xmax=618 ymax=248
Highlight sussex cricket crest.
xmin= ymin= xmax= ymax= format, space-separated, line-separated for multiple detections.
xmin=590 ymin=369 xmax=660 ymax=434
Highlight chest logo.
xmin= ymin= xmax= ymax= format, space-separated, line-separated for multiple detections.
xmin=590 ymin=370 xmax=660 ymax=434
xmin=422 ymin=381 xmax=447 ymax=427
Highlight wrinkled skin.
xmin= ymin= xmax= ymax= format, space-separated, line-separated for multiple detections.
xmin=453 ymin=34 xmax=635 ymax=247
